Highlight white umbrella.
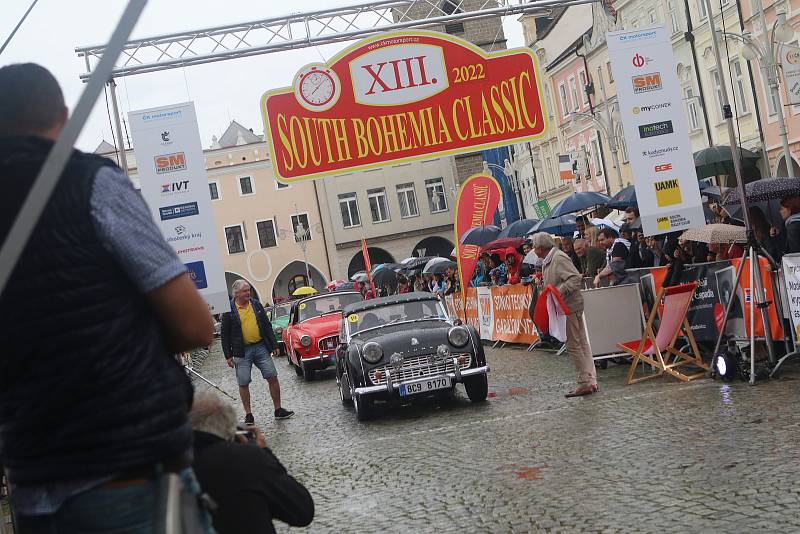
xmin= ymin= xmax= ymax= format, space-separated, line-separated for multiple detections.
xmin=591 ymin=217 xmax=619 ymax=232
xmin=422 ymin=257 xmax=449 ymax=273
xmin=350 ymin=270 xmax=367 ymax=281
xmin=450 ymin=247 xmax=457 ymax=258
xmin=523 ymin=250 xmax=540 ymax=265
xmin=400 ymin=257 xmax=416 ymax=265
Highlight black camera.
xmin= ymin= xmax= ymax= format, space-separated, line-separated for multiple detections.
xmin=235 ymin=424 xmax=256 ymax=443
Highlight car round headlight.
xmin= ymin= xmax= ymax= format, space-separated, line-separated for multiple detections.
xmin=362 ymin=342 xmax=383 ymax=363
xmin=448 ymin=326 xmax=470 ymax=347
xmin=300 ymin=335 xmax=312 ymax=347
xmin=275 ymin=327 xmax=283 ymax=335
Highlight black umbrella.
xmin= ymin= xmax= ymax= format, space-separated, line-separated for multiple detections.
xmin=693 ymin=146 xmax=760 ymax=179
xmin=372 ymin=266 xmax=400 ymax=286
xmin=496 ymin=218 xmax=540 ymax=239
xmin=606 ymin=185 xmax=636 ymax=209
xmin=396 ymin=256 xmax=433 ymax=276
xmin=722 ymin=177 xmax=800 ymax=205
xmin=426 ymin=259 xmax=457 ymax=274
xmin=548 ymin=191 xmax=611 ymax=218
xmin=459 ymin=225 xmax=501 ymax=246
xmin=529 ymin=214 xmax=577 ymax=236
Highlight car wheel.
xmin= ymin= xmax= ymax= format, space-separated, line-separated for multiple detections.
xmin=293 ymin=356 xmax=303 ymax=376
xmin=338 ymin=370 xmax=353 ymax=405
xmin=464 ymin=373 xmax=488 ymax=403
xmin=300 ymin=360 xmax=314 ymax=381
xmin=353 ymin=393 xmax=373 ymax=421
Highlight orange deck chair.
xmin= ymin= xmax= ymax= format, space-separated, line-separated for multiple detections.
xmin=618 ymin=282 xmax=710 ymax=385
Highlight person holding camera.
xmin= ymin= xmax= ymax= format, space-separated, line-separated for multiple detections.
xmin=190 ymin=391 xmax=314 ymax=534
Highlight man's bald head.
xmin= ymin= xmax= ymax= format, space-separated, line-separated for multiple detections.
xmin=0 ymin=63 xmax=67 ymax=139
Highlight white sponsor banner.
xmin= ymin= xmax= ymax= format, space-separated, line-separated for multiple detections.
xmin=782 ymin=45 xmax=800 ymax=106
xmin=781 ymin=254 xmax=800 ymax=339
xmin=607 ymin=26 xmax=704 ymax=236
xmin=476 ymin=286 xmax=493 ymax=340
xmin=129 ymin=102 xmax=228 ymax=314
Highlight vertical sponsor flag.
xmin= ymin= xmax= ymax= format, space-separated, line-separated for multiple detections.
xmin=782 ymin=45 xmax=800 ymax=106
xmin=454 ymin=173 xmax=502 ymax=308
xmin=559 ymin=154 xmax=573 ymax=181
xmin=361 ymin=238 xmax=375 ymax=295
xmin=607 ymin=26 xmax=704 ymax=236
xmin=129 ymin=102 xmax=228 ymax=313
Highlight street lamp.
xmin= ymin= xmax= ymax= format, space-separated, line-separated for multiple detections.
xmin=722 ymin=5 xmax=796 ymax=177
xmin=569 ymin=104 xmax=624 ymax=191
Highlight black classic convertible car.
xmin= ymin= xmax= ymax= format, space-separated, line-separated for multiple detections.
xmin=335 ymin=292 xmax=489 ymax=420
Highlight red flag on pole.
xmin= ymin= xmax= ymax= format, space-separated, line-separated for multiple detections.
xmin=361 ymin=238 xmax=376 ymax=298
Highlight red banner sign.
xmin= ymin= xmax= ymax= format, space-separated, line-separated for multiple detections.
xmin=454 ymin=173 xmax=502 ymax=302
xmin=262 ymin=30 xmax=547 ymax=182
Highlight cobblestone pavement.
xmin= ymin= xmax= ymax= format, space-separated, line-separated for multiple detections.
xmin=198 ymin=342 xmax=800 ymax=533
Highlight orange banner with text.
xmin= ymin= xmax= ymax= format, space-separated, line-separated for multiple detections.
xmin=445 ymin=285 xmax=538 ymax=345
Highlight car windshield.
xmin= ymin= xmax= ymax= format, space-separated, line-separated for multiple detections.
xmin=345 ymin=299 xmax=447 ymax=335
xmin=271 ymin=303 xmax=291 ymax=320
xmin=298 ymin=293 xmax=362 ymax=322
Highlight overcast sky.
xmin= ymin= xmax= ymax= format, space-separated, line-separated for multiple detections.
xmin=2 ymin=1 xmax=525 ymax=153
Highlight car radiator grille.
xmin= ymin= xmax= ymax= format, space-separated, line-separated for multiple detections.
xmin=368 ymin=353 xmax=472 ymax=386
xmin=318 ymin=335 xmax=338 ymax=352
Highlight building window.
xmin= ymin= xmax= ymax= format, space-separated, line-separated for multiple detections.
xmin=591 ymin=138 xmax=603 ymax=176
xmin=607 ymin=62 xmax=614 ymax=83
xmin=291 ymin=213 xmax=311 ymax=241
xmin=275 ymin=178 xmax=289 ymax=190
xmin=698 ymin=0 xmax=708 ymax=19
xmin=648 ymin=8 xmax=658 ymax=25
xmin=544 ymin=85 xmax=554 ymax=117
xmin=256 ymin=219 xmax=277 ymax=248
xmin=396 ymin=182 xmax=419 ymax=218
xmin=579 ymin=70 xmax=589 ymax=105
xmin=543 ymin=155 xmax=554 ymax=190
xmin=615 ymin=124 xmax=628 ymax=163
xmin=239 ymin=176 xmax=254 ymax=195
xmin=568 ymin=77 xmax=580 ymax=111
xmin=732 ymin=59 xmax=749 ymax=114
xmin=766 ymin=74 xmax=780 ymax=116
xmin=441 ymin=0 xmax=464 ymax=34
xmin=224 ymin=225 xmax=245 ymax=254
xmin=338 ymin=193 xmax=361 ymax=228
xmin=711 ymin=69 xmax=724 ymax=122
xmin=558 ymin=83 xmax=569 ymax=116
xmin=208 ymin=181 xmax=219 ymax=200
xmin=367 ymin=188 xmax=390 ymax=223
xmin=685 ymin=87 xmax=701 ymax=131
xmin=668 ymin=1 xmax=680 ymax=33
xmin=425 ymin=178 xmax=448 ymax=213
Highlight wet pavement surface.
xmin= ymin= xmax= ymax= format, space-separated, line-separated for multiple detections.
xmin=198 ymin=341 xmax=800 ymax=533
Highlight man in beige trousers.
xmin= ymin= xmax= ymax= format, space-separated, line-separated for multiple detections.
xmin=531 ymin=232 xmax=598 ymax=397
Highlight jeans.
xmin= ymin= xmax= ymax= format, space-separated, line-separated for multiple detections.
xmin=233 ymin=342 xmax=277 ymax=386
xmin=15 ymin=469 xmax=215 ymax=534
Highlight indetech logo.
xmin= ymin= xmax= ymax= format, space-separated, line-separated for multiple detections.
xmin=632 ymin=72 xmax=662 ymax=94
xmin=638 ymin=120 xmax=674 ymax=139
xmin=155 ymin=152 xmax=187 ymax=174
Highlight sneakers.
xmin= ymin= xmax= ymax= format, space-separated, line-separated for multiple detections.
xmin=244 ymin=413 xmax=255 ymax=426
xmin=274 ymin=407 xmax=295 ymax=420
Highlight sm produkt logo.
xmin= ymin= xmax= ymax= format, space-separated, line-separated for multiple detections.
xmin=654 ymin=179 xmax=682 ymax=207
xmin=159 ymin=202 xmax=199 ymax=221
xmin=638 ymin=120 xmax=674 ymax=139
xmin=155 ymin=152 xmax=187 ymax=174
xmin=161 ymin=180 xmax=190 ymax=194
xmin=632 ymin=72 xmax=662 ymax=94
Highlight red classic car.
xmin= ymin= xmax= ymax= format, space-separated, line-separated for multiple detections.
xmin=283 ymin=291 xmax=363 ymax=380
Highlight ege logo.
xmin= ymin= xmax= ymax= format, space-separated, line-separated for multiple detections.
xmin=655 ymin=163 xmax=673 ymax=173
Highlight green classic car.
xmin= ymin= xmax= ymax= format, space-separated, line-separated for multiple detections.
xmin=267 ymin=302 xmax=292 ymax=355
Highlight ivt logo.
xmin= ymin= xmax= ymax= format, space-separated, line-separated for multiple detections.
xmin=161 ymin=180 xmax=190 ymax=194
xmin=350 ymin=43 xmax=448 ymax=106
xmin=155 ymin=152 xmax=187 ymax=174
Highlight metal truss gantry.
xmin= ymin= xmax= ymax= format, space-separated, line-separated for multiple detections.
xmin=76 ymin=0 xmax=596 ymax=80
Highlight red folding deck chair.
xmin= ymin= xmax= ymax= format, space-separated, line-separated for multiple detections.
xmin=618 ymin=282 xmax=710 ymax=385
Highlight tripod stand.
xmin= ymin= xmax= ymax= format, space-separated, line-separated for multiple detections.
xmin=711 ymin=231 xmax=783 ymax=383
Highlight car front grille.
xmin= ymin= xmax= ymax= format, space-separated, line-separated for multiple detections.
xmin=368 ymin=353 xmax=472 ymax=386
xmin=318 ymin=335 xmax=338 ymax=352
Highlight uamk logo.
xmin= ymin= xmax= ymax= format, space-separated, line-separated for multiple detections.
xmin=638 ymin=120 xmax=674 ymax=139
xmin=654 ymin=179 xmax=682 ymax=207
xmin=632 ymin=72 xmax=662 ymax=94
xmin=155 ymin=152 xmax=187 ymax=174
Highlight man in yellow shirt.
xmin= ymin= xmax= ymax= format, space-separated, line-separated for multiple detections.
xmin=221 ymin=279 xmax=294 ymax=423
